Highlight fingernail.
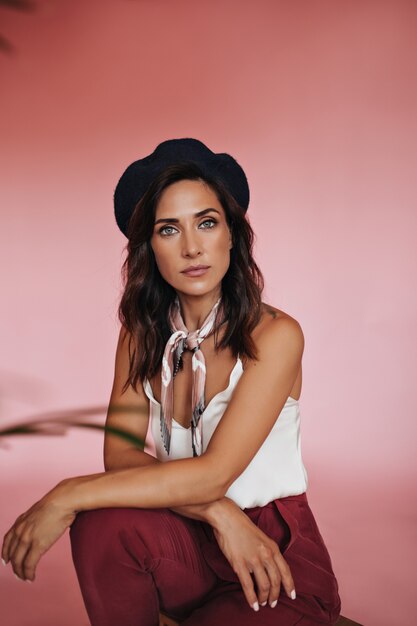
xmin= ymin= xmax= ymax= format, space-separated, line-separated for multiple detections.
xmin=260 ymin=601 xmax=267 ymax=606
xmin=290 ymin=589 xmax=296 ymax=600
xmin=1 ymin=558 xmax=7 ymax=566
xmin=26 ymin=579 xmax=33 ymax=583
xmin=270 ymin=599 xmax=278 ymax=608
xmin=252 ymin=601 xmax=259 ymax=611
xmin=14 ymin=573 xmax=21 ymax=581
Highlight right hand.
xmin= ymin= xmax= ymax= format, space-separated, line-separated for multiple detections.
xmin=211 ymin=498 xmax=296 ymax=611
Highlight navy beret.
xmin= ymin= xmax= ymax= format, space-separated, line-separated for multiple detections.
xmin=114 ymin=137 xmax=250 ymax=237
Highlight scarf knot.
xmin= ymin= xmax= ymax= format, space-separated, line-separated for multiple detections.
xmin=184 ymin=332 xmax=200 ymax=351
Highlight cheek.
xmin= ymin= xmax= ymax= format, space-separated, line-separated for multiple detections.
xmin=212 ymin=235 xmax=232 ymax=273
xmin=213 ymin=231 xmax=232 ymax=256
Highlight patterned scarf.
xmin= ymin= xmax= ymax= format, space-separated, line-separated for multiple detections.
xmin=160 ymin=295 xmax=224 ymax=456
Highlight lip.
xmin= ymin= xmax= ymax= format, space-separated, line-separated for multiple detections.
xmin=181 ymin=265 xmax=210 ymax=277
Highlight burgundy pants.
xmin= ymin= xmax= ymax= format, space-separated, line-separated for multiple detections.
xmin=69 ymin=493 xmax=341 ymax=626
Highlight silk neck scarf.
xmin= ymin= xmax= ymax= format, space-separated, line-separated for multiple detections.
xmin=160 ymin=295 xmax=224 ymax=456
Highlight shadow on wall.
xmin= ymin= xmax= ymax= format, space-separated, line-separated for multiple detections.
xmin=0 ymin=369 xmax=146 ymax=450
xmin=0 ymin=403 xmax=146 ymax=449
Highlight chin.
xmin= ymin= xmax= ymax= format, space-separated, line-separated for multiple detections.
xmin=173 ymin=280 xmax=222 ymax=297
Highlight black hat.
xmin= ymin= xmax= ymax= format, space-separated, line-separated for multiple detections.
xmin=114 ymin=137 xmax=250 ymax=237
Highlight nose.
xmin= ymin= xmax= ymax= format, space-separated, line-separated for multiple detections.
xmin=182 ymin=228 xmax=202 ymax=258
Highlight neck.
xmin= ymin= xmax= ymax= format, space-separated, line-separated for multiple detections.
xmin=176 ymin=289 xmax=222 ymax=331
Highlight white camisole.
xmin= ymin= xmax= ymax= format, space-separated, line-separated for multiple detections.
xmin=143 ymin=356 xmax=308 ymax=509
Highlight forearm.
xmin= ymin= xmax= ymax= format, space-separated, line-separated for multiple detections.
xmin=62 ymin=460 xmax=220 ymax=513
xmin=104 ymin=448 xmax=233 ymax=525
xmin=59 ymin=443 xmax=227 ymax=516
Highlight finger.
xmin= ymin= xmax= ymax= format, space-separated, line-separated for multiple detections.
xmin=22 ymin=545 xmax=42 ymax=582
xmin=10 ymin=538 xmax=32 ymax=580
xmin=3 ymin=512 xmax=28 ymax=560
xmin=6 ymin=533 xmax=21 ymax=567
xmin=263 ymin=557 xmax=281 ymax=607
xmin=236 ymin=565 xmax=260 ymax=612
xmin=251 ymin=562 xmax=271 ymax=607
xmin=273 ymin=550 xmax=296 ymax=600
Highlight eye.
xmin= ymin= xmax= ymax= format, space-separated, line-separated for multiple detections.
xmin=158 ymin=225 xmax=178 ymax=236
xmin=199 ymin=218 xmax=217 ymax=229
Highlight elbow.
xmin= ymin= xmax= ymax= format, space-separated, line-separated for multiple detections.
xmin=201 ymin=454 xmax=234 ymax=501
xmin=209 ymin=481 xmax=229 ymax=502
xmin=214 ymin=469 xmax=234 ymax=499
xmin=200 ymin=482 xmax=226 ymax=504
xmin=215 ymin=475 xmax=236 ymax=499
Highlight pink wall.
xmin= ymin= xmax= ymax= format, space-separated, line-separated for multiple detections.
xmin=1 ymin=1 xmax=416 ymax=624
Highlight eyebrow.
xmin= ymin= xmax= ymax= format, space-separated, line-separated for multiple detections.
xmin=154 ymin=208 xmax=221 ymax=226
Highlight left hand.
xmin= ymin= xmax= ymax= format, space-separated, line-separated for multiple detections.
xmin=1 ymin=481 xmax=76 ymax=582
xmin=210 ymin=498 xmax=295 ymax=610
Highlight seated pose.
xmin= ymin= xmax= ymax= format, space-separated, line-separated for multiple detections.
xmin=2 ymin=138 xmax=341 ymax=625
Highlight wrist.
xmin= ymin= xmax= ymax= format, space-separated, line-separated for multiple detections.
xmin=204 ymin=497 xmax=241 ymax=531
xmin=52 ymin=476 xmax=89 ymax=514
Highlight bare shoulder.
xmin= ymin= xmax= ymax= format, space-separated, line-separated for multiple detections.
xmin=260 ymin=301 xmax=301 ymax=326
xmin=242 ymin=302 xmax=304 ymax=367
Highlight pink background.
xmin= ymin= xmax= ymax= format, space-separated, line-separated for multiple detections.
xmin=1 ymin=1 xmax=416 ymax=625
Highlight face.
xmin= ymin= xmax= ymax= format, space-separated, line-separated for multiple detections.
xmin=150 ymin=179 xmax=233 ymax=298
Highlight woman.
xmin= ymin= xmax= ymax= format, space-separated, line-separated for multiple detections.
xmin=1 ymin=138 xmax=341 ymax=625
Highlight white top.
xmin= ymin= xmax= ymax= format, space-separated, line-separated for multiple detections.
xmin=143 ymin=356 xmax=308 ymax=509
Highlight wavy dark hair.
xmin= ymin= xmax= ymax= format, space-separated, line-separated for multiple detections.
xmin=118 ymin=162 xmax=265 ymax=393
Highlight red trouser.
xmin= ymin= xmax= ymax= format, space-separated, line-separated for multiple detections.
xmin=69 ymin=493 xmax=341 ymax=626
